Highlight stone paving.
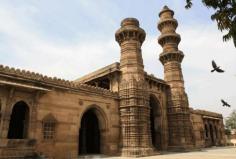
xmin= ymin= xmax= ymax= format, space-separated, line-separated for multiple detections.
xmin=78 ymin=147 xmax=236 ymax=159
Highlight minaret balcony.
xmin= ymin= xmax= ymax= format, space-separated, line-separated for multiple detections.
xmin=158 ymin=18 xmax=178 ymax=32
xmin=159 ymin=51 xmax=184 ymax=64
xmin=115 ymin=18 xmax=146 ymax=45
xmin=158 ymin=33 xmax=181 ymax=47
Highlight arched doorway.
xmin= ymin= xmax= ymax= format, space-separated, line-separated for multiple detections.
xmin=79 ymin=109 xmax=100 ymax=155
xmin=7 ymin=101 xmax=29 ymax=139
xmin=214 ymin=125 xmax=218 ymax=139
xmin=204 ymin=124 xmax=208 ymax=138
xmin=209 ymin=124 xmax=215 ymax=146
xmin=149 ymin=95 xmax=161 ymax=150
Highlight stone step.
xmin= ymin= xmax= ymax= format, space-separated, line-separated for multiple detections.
xmin=78 ymin=154 xmax=108 ymax=159
xmin=0 ymin=147 xmax=35 ymax=159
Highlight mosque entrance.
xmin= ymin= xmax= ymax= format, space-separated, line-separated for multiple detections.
xmin=7 ymin=101 xmax=29 ymax=139
xmin=79 ymin=109 xmax=100 ymax=155
xmin=149 ymin=95 xmax=162 ymax=150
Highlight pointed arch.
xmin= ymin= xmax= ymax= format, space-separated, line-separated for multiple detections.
xmin=149 ymin=94 xmax=162 ymax=150
xmin=209 ymin=124 xmax=215 ymax=146
xmin=42 ymin=113 xmax=57 ymax=123
xmin=79 ymin=104 xmax=108 ymax=131
xmin=7 ymin=101 xmax=29 ymax=139
xmin=78 ymin=104 xmax=108 ymax=155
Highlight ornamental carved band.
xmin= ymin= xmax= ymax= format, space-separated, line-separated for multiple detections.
xmin=119 ymin=79 xmax=153 ymax=156
xmin=116 ymin=18 xmax=154 ymax=157
xmin=158 ymin=6 xmax=194 ymax=149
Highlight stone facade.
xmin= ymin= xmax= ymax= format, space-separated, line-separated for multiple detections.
xmin=0 ymin=6 xmax=226 ymax=159
xmin=190 ymin=109 xmax=226 ymax=148
xmin=158 ymin=6 xmax=194 ymax=150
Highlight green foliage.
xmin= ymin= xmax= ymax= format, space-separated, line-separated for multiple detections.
xmin=185 ymin=0 xmax=236 ymax=47
xmin=225 ymin=109 xmax=236 ymax=130
xmin=225 ymin=128 xmax=231 ymax=135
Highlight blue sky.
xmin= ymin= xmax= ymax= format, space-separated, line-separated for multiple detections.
xmin=0 ymin=0 xmax=235 ymax=118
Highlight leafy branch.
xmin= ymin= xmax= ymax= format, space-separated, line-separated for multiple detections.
xmin=185 ymin=0 xmax=236 ymax=47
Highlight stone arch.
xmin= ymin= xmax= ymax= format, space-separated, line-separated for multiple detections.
xmin=7 ymin=101 xmax=30 ymax=139
xmin=214 ymin=125 xmax=218 ymax=139
xmin=204 ymin=123 xmax=209 ymax=138
xmin=149 ymin=94 xmax=162 ymax=150
xmin=78 ymin=104 xmax=108 ymax=131
xmin=42 ymin=113 xmax=58 ymax=123
xmin=209 ymin=123 xmax=215 ymax=146
xmin=78 ymin=104 xmax=108 ymax=155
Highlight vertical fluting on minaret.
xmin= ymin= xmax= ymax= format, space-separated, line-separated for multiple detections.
xmin=157 ymin=6 xmax=194 ymax=149
xmin=115 ymin=18 xmax=154 ymax=157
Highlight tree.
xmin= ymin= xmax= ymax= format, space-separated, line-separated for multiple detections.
xmin=185 ymin=0 xmax=236 ymax=47
xmin=225 ymin=109 xmax=236 ymax=130
xmin=224 ymin=128 xmax=231 ymax=135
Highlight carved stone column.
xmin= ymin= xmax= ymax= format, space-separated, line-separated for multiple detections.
xmin=28 ymin=91 xmax=40 ymax=139
xmin=157 ymin=6 xmax=194 ymax=150
xmin=115 ymin=18 xmax=154 ymax=157
xmin=1 ymin=88 xmax=15 ymax=139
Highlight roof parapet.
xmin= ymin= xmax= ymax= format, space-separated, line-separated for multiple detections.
xmin=74 ymin=62 xmax=120 ymax=83
xmin=0 ymin=64 xmax=118 ymax=98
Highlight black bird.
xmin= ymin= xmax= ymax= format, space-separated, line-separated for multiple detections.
xmin=221 ymin=99 xmax=231 ymax=107
xmin=211 ymin=60 xmax=224 ymax=73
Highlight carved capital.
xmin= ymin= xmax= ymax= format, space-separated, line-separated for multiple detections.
xmin=115 ymin=18 xmax=146 ymax=45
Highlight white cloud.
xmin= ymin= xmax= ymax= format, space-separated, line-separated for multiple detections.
xmin=141 ymin=24 xmax=236 ymax=118
xmin=0 ymin=1 xmax=235 ymax=119
xmin=0 ymin=3 xmax=120 ymax=80
xmin=179 ymin=25 xmax=236 ymax=118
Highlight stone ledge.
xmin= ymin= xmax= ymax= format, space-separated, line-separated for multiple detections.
xmin=0 ymin=64 xmax=118 ymax=98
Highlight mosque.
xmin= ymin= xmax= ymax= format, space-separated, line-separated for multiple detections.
xmin=0 ymin=6 xmax=226 ymax=158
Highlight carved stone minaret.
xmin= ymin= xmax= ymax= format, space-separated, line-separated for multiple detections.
xmin=115 ymin=18 xmax=154 ymax=157
xmin=157 ymin=6 xmax=194 ymax=150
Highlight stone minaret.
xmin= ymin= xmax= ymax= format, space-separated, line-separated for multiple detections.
xmin=157 ymin=6 xmax=194 ymax=150
xmin=115 ymin=18 xmax=153 ymax=157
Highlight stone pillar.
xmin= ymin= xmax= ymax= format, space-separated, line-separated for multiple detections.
xmin=214 ymin=122 xmax=219 ymax=145
xmin=205 ymin=123 xmax=210 ymax=146
xmin=219 ymin=119 xmax=226 ymax=145
xmin=28 ymin=91 xmax=40 ymax=139
xmin=1 ymin=88 xmax=15 ymax=139
xmin=157 ymin=6 xmax=194 ymax=150
xmin=115 ymin=18 xmax=154 ymax=157
xmin=1 ymin=111 xmax=11 ymax=139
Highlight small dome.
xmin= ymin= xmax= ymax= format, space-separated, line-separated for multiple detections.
xmin=159 ymin=5 xmax=174 ymax=17
xmin=121 ymin=18 xmax=139 ymax=27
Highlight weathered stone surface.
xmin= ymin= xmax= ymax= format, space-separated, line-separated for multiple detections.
xmin=0 ymin=6 xmax=226 ymax=159
xmin=158 ymin=5 xmax=194 ymax=150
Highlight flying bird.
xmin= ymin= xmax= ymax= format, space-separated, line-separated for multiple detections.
xmin=221 ymin=99 xmax=231 ymax=107
xmin=211 ymin=60 xmax=224 ymax=73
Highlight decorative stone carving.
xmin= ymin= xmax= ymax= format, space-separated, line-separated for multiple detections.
xmin=158 ymin=6 xmax=194 ymax=149
xmin=0 ymin=5 xmax=227 ymax=159
xmin=116 ymin=18 xmax=154 ymax=157
xmin=0 ymin=64 xmax=118 ymax=98
xmin=78 ymin=99 xmax=83 ymax=106
xmin=106 ymin=104 xmax=110 ymax=109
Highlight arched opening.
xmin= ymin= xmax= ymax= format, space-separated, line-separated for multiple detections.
xmin=209 ymin=124 xmax=215 ymax=146
xmin=149 ymin=95 xmax=161 ymax=150
xmin=205 ymin=124 xmax=208 ymax=138
xmin=7 ymin=101 xmax=29 ymax=139
xmin=79 ymin=109 xmax=100 ymax=155
xmin=86 ymin=78 xmax=110 ymax=90
xmin=214 ymin=125 xmax=218 ymax=139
